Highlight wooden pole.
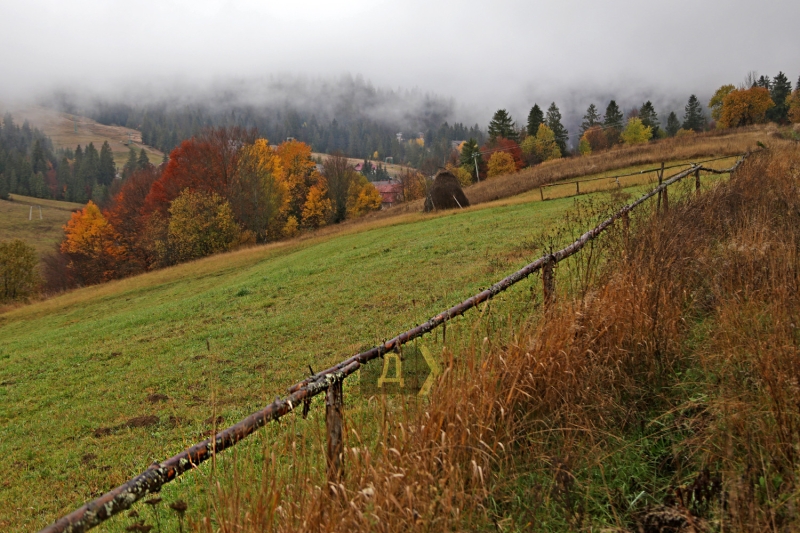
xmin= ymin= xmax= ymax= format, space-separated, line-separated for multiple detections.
xmin=695 ymin=168 xmax=701 ymax=194
xmin=540 ymin=187 xmax=544 ymax=201
xmin=326 ymin=379 xmax=344 ymax=485
xmin=542 ymin=257 xmax=555 ymax=307
xmin=576 ymin=181 xmax=580 ymax=195
xmin=656 ymin=162 xmax=664 ymax=212
xmin=663 ymin=183 xmax=669 ymax=211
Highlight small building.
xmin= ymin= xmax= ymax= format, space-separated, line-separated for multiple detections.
xmin=372 ymin=180 xmax=403 ymax=209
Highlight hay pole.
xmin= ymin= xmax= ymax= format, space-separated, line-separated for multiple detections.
xmin=39 ymin=155 xmax=747 ymax=533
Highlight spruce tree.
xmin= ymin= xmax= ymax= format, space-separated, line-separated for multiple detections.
xmin=31 ymin=140 xmax=48 ymax=174
xmin=603 ymin=101 xmax=624 ymax=130
xmin=98 ymin=141 xmax=116 ymax=185
xmin=122 ymin=147 xmax=137 ymax=178
xmin=666 ymin=112 xmax=680 ymax=137
xmin=682 ymin=95 xmax=706 ymax=131
xmin=162 ymin=152 xmax=169 ymax=164
xmin=546 ymin=103 xmax=568 ymax=156
xmin=638 ymin=101 xmax=660 ymax=138
xmin=488 ymin=109 xmax=517 ymax=142
xmin=56 ymin=156 xmax=71 ymax=199
xmin=80 ymin=142 xmax=100 ymax=187
xmin=581 ymin=104 xmax=602 ymax=133
xmin=768 ymin=72 xmax=792 ymax=123
xmin=137 ymin=149 xmax=150 ymax=170
xmin=757 ymin=75 xmax=771 ymax=90
xmin=526 ymin=105 xmax=544 ymax=137
xmin=0 ymin=173 xmax=9 ymax=200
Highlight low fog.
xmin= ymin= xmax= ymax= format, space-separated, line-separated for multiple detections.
xmin=1 ymin=0 xmax=798 ymax=138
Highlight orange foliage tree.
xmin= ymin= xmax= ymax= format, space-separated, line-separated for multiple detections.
xmin=302 ymin=177 xmax=333 ymax=228
xmin=276 ymin=139 xmax=320 ymax=222
xmin=481 ymin=137 xmax=524 ymax=171
xmin=61 ymin=201 xmax=126 ymax=285
xmin=718 ymin=87 xmax=775 ymax=128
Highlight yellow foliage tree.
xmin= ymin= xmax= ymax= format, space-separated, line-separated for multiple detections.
xmin=718 ymin=87 xmax=774 ymax=128
xmin=346 ymin=174 xmax=383 ymax=218
xmin=521 ymin=124 xmax=561 ymax=163
xmin=61 ymin=201 xmax=126 ymax=284
xmin=302 ymin=177 xmax=333 ymax=228
xmin=167 ymin=189 xmax=240 ymax=263
xmin=621 ymin=118 xmax=653 ymax=145
xmin=709 ymin=84 xmax=736 ymax=121
xmin=446 ymin=164 xmax=474 ymax=187
xmin=578 ymin=136 xmax=592 ymax=156
xmin=276 ymin=139 xmax=318 ymax=222
xmin=487 ymin=151 xmax=516 ymax=178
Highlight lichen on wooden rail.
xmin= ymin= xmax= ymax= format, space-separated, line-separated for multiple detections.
xmin=38 ymin=154 xmax=747 ymax=533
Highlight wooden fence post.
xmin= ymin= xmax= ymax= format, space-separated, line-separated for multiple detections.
xmin=326 ymin=378 xmax=344 ymax=485
xmin=540 ymin=187 xmax=544 ymax=201
xmin=656 ymin=162 xmax=664 ymax=212
xmin=542 ymin=256 xmax=555 ymax=307
xmin=695 ymin=168 xmax=701 ymax=194
xmin=576 ymin=181 xmax=580 ymax=195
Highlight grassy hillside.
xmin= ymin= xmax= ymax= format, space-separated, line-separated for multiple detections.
xmin=1 ymin=106 xmax=164 ymax=169
xmin=0 ymin=143 xmax=749 ymax=531
xmin=0 ymin=194 xmax=81 ymax=258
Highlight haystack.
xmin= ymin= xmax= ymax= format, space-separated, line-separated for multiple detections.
xmin=423 ymin=170 xmax=470 ymax=212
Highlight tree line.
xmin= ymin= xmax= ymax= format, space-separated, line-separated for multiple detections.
xmin=45 ymin=127 xmax=386 ymax=290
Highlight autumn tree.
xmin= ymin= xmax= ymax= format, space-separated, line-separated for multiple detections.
xmin=621 ymin=117 xmax=652 ymax=144
xmin=709 ymin=84 xmax=736 ymax=121
xmin=165 ymin=189 xmax=240 ymax=264
xmin=397 ymin=167 xmax=428 ymax=202
xmin=527 ymin=104 xmax=544 ymax=136
xmin=104 ymin=165 xmax=161 ymax=273
xmin=582 ymin=126 xmax=609 ymax=153
xmin=488 ymin=109 xmax=517 ymax=142
xmin=323 ymin=152 xmax=357 ymax=223
xmin=229 ymin=139 xmax=288 ymax=241
xmin=0 ymin=239 xmax=38 ymax=301
xmin=581 ymin=104 xmax=602 ymax=134
xmin=483 ymin=137 xmax=524 ymax=171
xmin=487 ymin=151 xmax=516 ymax=178
xmin=717 ymin=87 xmax=774 ymax=128
xmin=546 ymin=102 xmax=568 ymax=156
xmin=682 ymin=95 xmax=706 ymax=131
xmin=346 ymin=174 xmax=382 ymax=218
xmin=302 ymin=177 xmax=333 ymax=228
xmin=521 ymin=123 xmax=561 ymax=164
xmin=276 ymin=139 xmax=319 ymax=223
xmin=61 ymin=201 xmax=126 ymax=285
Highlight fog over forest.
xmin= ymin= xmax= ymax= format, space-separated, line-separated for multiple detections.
xmin=1 ymin=0 xmax=799 ymax=149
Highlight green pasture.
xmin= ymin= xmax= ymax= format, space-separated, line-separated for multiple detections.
xmin=0 ymin=164 xmax=731 ymax=531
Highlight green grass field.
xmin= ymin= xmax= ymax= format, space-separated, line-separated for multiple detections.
xmin=0 ymin=160 xmax=732 ymax=531
xmin=0 ymin=194 xmax=82 ymax=260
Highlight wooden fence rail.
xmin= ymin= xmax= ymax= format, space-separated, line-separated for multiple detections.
xmin=38 ymin=154 xmax=748 ymax=533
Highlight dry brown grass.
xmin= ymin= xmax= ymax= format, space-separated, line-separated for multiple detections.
xmin=196 ymin=138 xmax=800 ymax=532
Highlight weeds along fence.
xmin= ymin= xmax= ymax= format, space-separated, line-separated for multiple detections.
xmin=40 ymin=154 xmax=749 ymax=533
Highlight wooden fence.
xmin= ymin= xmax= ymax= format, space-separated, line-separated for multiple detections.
xmin=39 ymin=154 xmax=748 ymax=533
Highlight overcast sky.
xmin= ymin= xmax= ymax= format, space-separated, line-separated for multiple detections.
xmin=1 ymin=0 xmax=798 ymax=128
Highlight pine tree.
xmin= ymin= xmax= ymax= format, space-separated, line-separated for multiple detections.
xmin=56 ymin=156 xmax=71 ymax=199
xmin=682 ymin=95 xmax=706 ymax=131
xmin=488 ymin=109 xmax=517 ymax=142
xmin=80 ymin=142 xmax=100 ymax=186
xmin=757 ymin=75 xmax=771 ymax=90
xmin=526 ymin=105 xmax=544 ymax=137
xmin=666 ymin=112 xmax=681 ymax=137
xmin=137 ymin=149 xmax=150 ymax=170
xmin=31 ymin=140 xmax=48 ymax=174
xmin=638 ymin=101 xmax=660 ymax=138
xmin=162 ymin=151 xmax=168 ymax=164
xmin=546 ymin=103 xmax=568 ymax=156
xmin=768 ymin=72 xmax=792 ymax=123
xmin=581 ymin=104 xmax=602 ymax=133
xmin=98 ymin=141 xmax=116 ymax=186
xmin=0 ymin=173 xmax=9 ymax=200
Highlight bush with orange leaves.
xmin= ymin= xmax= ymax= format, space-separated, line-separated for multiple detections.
xmin=60 ymin=201 xmax=127 ymax=285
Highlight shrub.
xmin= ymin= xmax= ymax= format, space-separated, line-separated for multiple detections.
xmin=0 ymin=239 xmax=38 ymax=301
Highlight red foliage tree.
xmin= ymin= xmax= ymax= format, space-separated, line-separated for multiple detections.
xmin=142 ymin=126 xmax=256 ymax=217
xmin=480 ymin=137 xmax=525 ymax=172
xmin=104 ymin=165 xmax=161 ymax=273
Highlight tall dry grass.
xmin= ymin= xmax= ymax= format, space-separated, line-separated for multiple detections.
xmin=196 ymin=139 xmax=800 ymax=532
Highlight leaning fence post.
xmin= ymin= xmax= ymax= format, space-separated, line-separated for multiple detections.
xmin=540 ymin=187 xmax=544 ymax=201
xmin=656 ymin=162 xmax=664 ymax=212
xmin=695 ymin=168 xmax=701 ymax=194
xmin=542 ymin=256 xmax=556 ymax=307
xmin=326 ymin=378 xmax=344 ymax=485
